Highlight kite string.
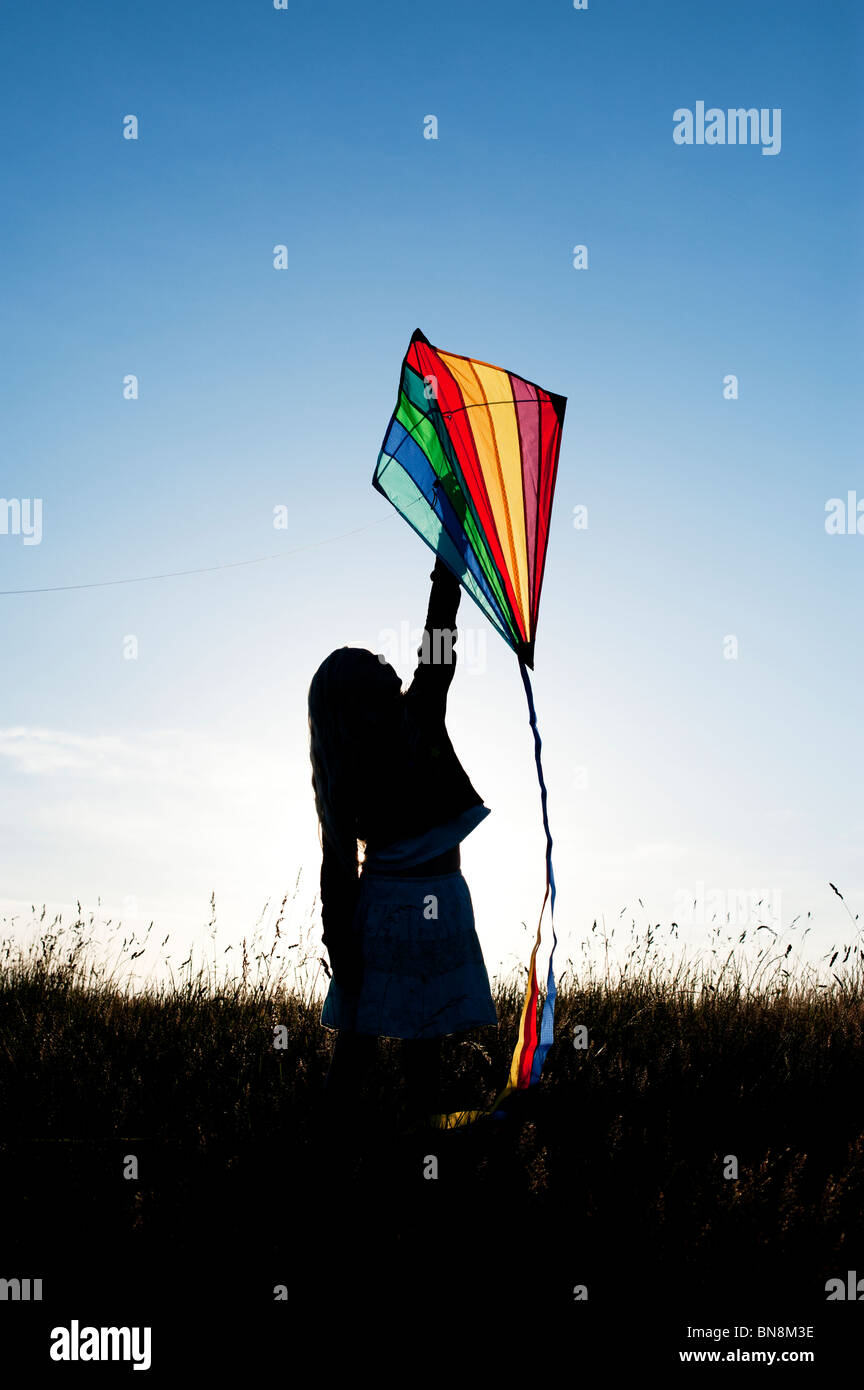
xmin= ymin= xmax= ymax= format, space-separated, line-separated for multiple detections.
xmin=0 ymin=513 xmax=409 ymax=598
xmin=0 ymin=482 xmax=453 ymax=599
xmin=1 ymin=403 xmax=545 ymax=597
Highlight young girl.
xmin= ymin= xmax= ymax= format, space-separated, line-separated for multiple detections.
xmin=308 ymin=556 xmax=498 ymax=1129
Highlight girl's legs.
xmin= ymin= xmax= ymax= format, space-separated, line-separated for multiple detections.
xmin=322 ymin=1032 xmax=445 ymax=1130
xmin=401 ymin=1035 xmax=444 ymax=1122
xmin=323 ymin=1030 xmax=378 ymax=1129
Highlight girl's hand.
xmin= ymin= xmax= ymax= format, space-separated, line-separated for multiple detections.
xmin=430 ymin=555 xmax=456 ymax=583
xmin=327 ymin=937 xmax=365 ymax=995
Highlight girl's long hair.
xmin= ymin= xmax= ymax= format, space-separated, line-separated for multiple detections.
xmin=308 ymin=647 xmax=406 ymax=871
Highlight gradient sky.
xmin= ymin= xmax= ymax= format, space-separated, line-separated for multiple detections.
xmin=1 ymin=0 xmax=861 ymax=989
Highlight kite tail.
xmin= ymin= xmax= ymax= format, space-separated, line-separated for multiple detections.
xmin=519 ymin=658 xmax=558 ymax=1086
xmin=429 ymin=658 xmax=558 ymax=1130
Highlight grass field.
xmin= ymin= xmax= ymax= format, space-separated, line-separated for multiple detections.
xmin=2 ymin=893 xmax=862 ymax=1360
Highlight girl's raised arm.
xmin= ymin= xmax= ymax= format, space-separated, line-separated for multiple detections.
xmin=404 ymin=556 xmax=462 ymax=715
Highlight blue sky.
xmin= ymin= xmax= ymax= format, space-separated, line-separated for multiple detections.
xmin=1 ymin=0 xmax=861 ymax=986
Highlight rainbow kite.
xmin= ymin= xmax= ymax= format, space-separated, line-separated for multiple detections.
xmin=373 ymin=328 xmax=566 ymax=1128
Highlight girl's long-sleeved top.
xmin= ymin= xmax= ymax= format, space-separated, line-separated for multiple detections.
xmin=319 ymin=564 xmax=485 ymax=955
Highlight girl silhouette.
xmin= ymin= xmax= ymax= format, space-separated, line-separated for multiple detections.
xmin=308 ymin=556 xmax=498 ymax=1130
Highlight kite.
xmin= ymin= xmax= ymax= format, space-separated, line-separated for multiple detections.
xmin=373 ymin=328 xmax=566 ymax=1129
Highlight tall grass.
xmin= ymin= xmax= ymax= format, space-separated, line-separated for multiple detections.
xmin=1 ymin=884 xmax=862 ymax=1306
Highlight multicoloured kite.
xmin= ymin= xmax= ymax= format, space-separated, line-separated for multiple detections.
xmin=373 ymin=328 xmax=566 ymax=1129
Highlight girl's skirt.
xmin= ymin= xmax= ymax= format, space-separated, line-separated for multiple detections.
xmin=320 ymin=869 xmax=498 ymax=1039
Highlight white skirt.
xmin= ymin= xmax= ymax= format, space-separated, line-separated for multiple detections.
xmin=320 ymin=869 xmax=498 ymax=1039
